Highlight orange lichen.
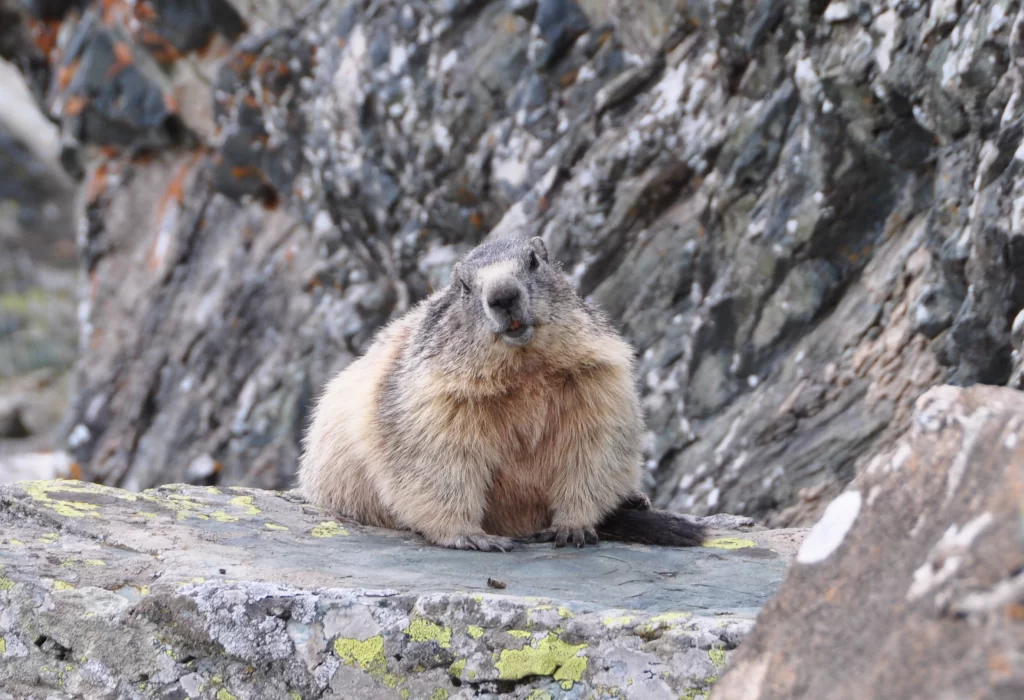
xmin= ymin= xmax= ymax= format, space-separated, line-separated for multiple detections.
xmin=231 ymin=165 xmax=262 ymax=180
xmin=133 ymin=1 xmax=158 ymax=21
xmin=28 ymin=18 xmax=61 ymax=55
xmin=85 ymin=163 xmax=111 ymax=204
xmin=156 ymin=156 xmax=197 ymax=221
xmin=101 ymin=0 xmax=129 ymax=25
xmin=107 ymin=41 xmax=134 ymax=79
xmin=67 ymin=462 xmax=83 ymax=480
xmin=163 ymin=92 xmax=179 ymax=114
xmin=231 ymin=53 xmax=257 ymax=73
xmin=141 ymin=30 xmax=181 ymax=64
xmin=57 ymin=59 xmax=80 ymax=90
xmin=63 ymin=96 xmax=87 ymax=117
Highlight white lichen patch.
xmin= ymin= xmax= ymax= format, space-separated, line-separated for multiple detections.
xmin=907 ymin=512 xmax=994 ymax=602
xmin=945 ymin=408 xmax=991 ymax=505
xmin=796 ymin=490 xmax=862 ymax=564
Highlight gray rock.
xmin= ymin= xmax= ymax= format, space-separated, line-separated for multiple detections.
xmin=714 ymin=384 xmax=1024 ymax=699
xmin=0 ymin=480 xmax=803 ymax=698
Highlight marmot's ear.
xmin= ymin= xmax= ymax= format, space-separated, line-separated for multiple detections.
xmin=529 ymin=236 xmax=548 ymax=263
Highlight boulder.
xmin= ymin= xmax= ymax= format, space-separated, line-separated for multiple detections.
xmin=714 ymin=385 xmax=1024 ymax=699
xmin=0 ymin=480 xmax=804 ymax=699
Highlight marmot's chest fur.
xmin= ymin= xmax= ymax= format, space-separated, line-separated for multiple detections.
xmin=298 ymin=236 xmax=706 ymax=552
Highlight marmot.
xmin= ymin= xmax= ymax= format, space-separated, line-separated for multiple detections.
xmin=298 ymin=236 xmax=706 ymax=552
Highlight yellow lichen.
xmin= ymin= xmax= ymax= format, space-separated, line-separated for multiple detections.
xmin=40 ymin=533 xmax=59 ymax=543
xmin=557 ymin=607 xmax=574 ymax=619
xmin=54 ymin=580 xmax=75 ymax=591
xmin=84 ymin=560 xmax=106 ymax=567
xmin=400 ymin=691 xmax=410 ymax=700
xmin=333 ymin=636 xmax=388 ymax=679
xmin=703 ymin=538 xmax=757 ymax=550
xmin=0 ymin=637 xmax=6 ymax=654
xmin=407 ymin=618 xmax=452 ymax=648
xmin=449 ymin=659 xmax=466 ymax=677
xmin=264 ymin=523 xmax=289 ymax=531
xmin=209 ymin=511 xmax=239 ymax=523
xmin=466 ymin=625 xmax=484 ymax=639
xmin=708 ymin=647 xmax=727 ymax=668
xmin=311 ymin=521 xmax=350 ymax=538
xmin=508 ymin=630 xmax=533 ymax=639
xmin=649 ymin=612 xmax=691 ymax=625
xmin=0 ymin=576 xmax=14 ymax=591
xmin=526 ymin=691 xmax=553 ymax=700
xmin=430 ymin=689 xmax=449 ymax=700
xmin=602 ymin=615 xmax=633 ymax=627
xmin=216 ymin=690 xmax=237 ymax=700
xmin=20 ymin=481 xmax=105 ymax=519
xmin=8 ymin=540 xmax=23 ymax=546
xmin=228 ymin=495 xmax=260 ymax=515
xmin=495 ymin=633 xmax=588 ymax=688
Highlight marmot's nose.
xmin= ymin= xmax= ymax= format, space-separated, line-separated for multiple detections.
xmin=486 ymin=284 xmax=521 ymax=311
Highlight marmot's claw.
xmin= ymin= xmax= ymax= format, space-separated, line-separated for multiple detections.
xmin=449 ymin=534 xmax=518 ymax=552
xmin=522 ymin=527 xmax=599 ymax=548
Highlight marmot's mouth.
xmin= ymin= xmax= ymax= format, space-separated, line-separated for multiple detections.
xmin=500 ymin=321 xmax=534 ymax=346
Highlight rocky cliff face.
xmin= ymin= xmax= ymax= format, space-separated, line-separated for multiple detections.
xmin=6 ymin=0 xmax=1024 ymax=528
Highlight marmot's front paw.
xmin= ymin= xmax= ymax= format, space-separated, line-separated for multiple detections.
xmin=523 ymin=527 xmax=599 ymax=548
xmin=446 ymin=534 xmax=519 ymax=552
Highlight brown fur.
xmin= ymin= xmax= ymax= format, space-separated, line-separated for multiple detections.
xmin=298 ymin=237 xmax=706 ymax=551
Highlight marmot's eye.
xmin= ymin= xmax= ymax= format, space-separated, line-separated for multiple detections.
xmin=460 ymin=279 xmax=471 ymax=295
xmin=529 ymin=251 xmax=540 ymax=271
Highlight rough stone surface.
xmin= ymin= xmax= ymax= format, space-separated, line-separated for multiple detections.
xmin=713 ymin=384 xmax=1024 ymax=700
xmin=0 ymin=480 xmax=802 ymax=699
xmin=0 ymin=10 xmax=80 ymax=470
xmin=11 ymin=0 xmax=1014 ymax=534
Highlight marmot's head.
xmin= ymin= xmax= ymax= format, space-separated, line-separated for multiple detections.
xmin=413 ymin=236 xmax=621 ymax=385
xmin=449 ymin=236 xmax=569 ymax=349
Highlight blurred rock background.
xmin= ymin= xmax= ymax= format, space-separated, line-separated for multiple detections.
xmin=0 ymin=0 xmax=1022 ymax=529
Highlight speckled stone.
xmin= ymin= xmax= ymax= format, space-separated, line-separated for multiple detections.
xmin=0 ymin=480 xmax=803 ymax=699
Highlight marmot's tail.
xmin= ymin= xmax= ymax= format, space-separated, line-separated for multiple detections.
xmin=596 ymin=508 xmax=707 ymax=547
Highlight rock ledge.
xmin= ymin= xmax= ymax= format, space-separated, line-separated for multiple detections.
xmin=0 ymin=480 xmax=802 ymax=699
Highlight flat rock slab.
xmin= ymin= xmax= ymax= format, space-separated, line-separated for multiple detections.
xmin=0 ymin=481 xmax=803 ymax=699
